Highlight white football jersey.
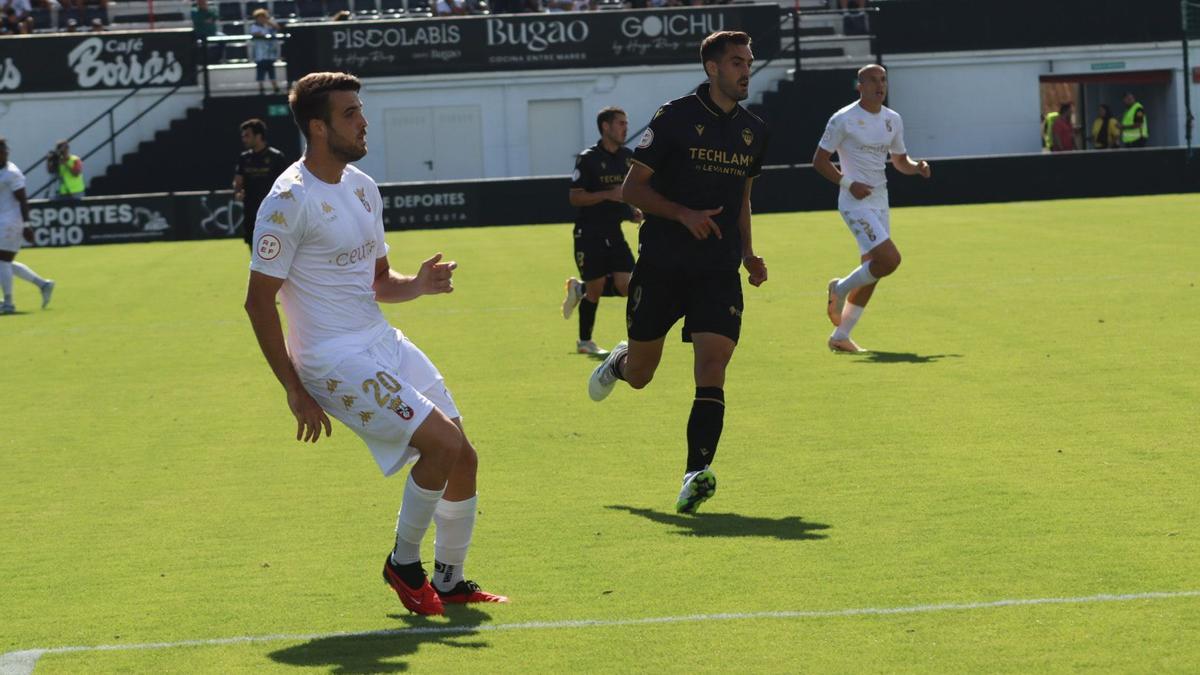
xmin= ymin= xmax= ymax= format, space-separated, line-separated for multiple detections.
xmin=249 ymin=160 xmax=394 ymax=379
xmin=0 ymin=161 xmax=27 ymax=228
xmin=818 ymin=102 xmax=907 ymax=211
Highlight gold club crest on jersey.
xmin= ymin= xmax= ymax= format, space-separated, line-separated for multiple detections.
xmin=268 ymin=211 xmax=286 ymax=226
xmin=341 ymin=394 xmax=357 ymax=410
xmin=354 ymin=187 xmax=372 ymax=213
xmin=321 ymin=201 xmax=334 ymax=214
xmin=326 ymin=379 xmax=342 ymax=393
xmin=742 ymin=128 xmax=754 ymax=146
xmin=694 ymin=124 xmax=705 ymax=137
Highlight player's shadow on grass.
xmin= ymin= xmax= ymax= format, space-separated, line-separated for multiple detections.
xmin=267 ymin=605 xmax=492 ymax=674
xmin=606 ymin=505 xmax=830 ymax=541
xmin=854 ymin=351 xmax=963 ymax=364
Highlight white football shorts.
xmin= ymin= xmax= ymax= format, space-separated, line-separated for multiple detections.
xmin=839 ymin=207 xmax=891 ymax=255
xmin=0 ymin=221 xmax=25 ymax=253
xmin=302 ymin=329 xmax=460 ymax=477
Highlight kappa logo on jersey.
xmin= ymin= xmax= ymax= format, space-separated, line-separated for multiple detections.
xmin=321 ymin=201 xmax=334 ymax=214
xmin=742 ymin=128 xmax=754 ymax=146
xmin=359 ymin=410 xmax=374 ymax=427
xmin=885 ymin=119 xmax=893 ymax=133
xmin=694 ymin=124 xmax=705 ymax=137
xmin=278 ymin=189 xmax=295 ymax=200
xmin=256 ymin=234 xmax=281 ymax=261
xmin=267 ymin=210 xmax=286 ymax=226
xmin=354 ymin=187 xmax=372 ymax=213
xmin=637 ymin=128 xmax=654 ymax=149
xmin=326 ymin=379 xmax=342 ymax=393
xmin=341 ymin=394 xmax=357 ymax=410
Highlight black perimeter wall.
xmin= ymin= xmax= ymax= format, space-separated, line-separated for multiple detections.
xmin=476 ymin=148 xmax=1198 ymax=227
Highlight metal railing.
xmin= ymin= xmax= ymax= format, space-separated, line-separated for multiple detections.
xmin=22 ymin=58 xmax=205 ymax=199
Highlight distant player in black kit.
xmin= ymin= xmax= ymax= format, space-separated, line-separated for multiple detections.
xmin=233 ymin=118 xmax=289 ymax=249
xmin=587 ymin=31 xmax=769 ymax=514
xmin=561 ymin=106 xmax=643 ymax=355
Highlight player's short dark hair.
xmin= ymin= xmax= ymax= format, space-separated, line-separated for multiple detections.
xmin=596 ymin=106 xmax=626 ymax=134
xmin=240 ymin=118 xmax=268 ymax=138
xmin=700 ymin=31 xmax=751 ymax=68
xmin=289 ymin=72 xmax=362 ymax=140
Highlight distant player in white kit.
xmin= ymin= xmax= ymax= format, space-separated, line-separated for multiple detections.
xmin=0 ymin=137 xmax=55 ymax=315
xmin=244 ymin=72 xmax=506 ymax=616
xmin=813 ymin=64 xmax=930 ymax=352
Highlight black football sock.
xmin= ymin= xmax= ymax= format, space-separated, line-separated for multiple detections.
xmin=387 ymin=556 xmax=427 ymax=589
xmin=601 ymin=276 xmax=621 ymax=297
xmin=578 ymin=298 xmax=598 ymax=342
xmin=686 ymin=387 xmax=725 ymax=472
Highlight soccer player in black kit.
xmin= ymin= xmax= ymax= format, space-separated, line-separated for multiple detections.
xmin=587 ymin=31 xmax=769 ymax=514
xmin=233 ymin=118 xmax=289 ymax=249
xmin=561 ymin=106 xmax=643 ymax=355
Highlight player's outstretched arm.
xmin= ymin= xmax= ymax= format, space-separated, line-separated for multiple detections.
xmin=372 ymin=253 xmax=457 ymax=303
xmin=622 ymin=163 xmax=722 ymax=240
xmin=245 ymin=271 xmax=331 ymax=443
xmin=890 ymin=153 xmax=931 ymax=178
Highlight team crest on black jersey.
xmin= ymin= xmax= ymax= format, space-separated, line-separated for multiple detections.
xmin=354 ymin=187 xmax=372 ymax=213
xmin=742 ymin=128 xmax=754 ymax=146
xmin=694 ymin=124 xmax=705 ymax=137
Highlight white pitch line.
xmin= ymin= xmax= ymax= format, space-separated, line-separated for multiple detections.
xmin=3 ymin=590 xmax=1198 ymax=674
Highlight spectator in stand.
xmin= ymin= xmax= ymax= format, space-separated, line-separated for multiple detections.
xmin=64 ymin=15 xmax=77 ymax=30
xmin=1 ymin=7 xmax=18 ymax=32
xmin=88 ymin=16 xmax=104 ymax=30
xmin=192 ymin=0 xmax=223 ymax=62
xmin=1051 ymin=102 xmax=1075 ymax=152
xmin=249 ymin=8 xmax=282 ymax=94
xmin=1091 ymin=103 xmax=1120 ymax=150
xmin=434 ymin=0 xmax=468 ymax=15
xmin=2 ymin=0 xmax=30 ymax=21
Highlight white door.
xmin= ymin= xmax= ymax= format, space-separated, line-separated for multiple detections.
xmin=384 ymin=107 xmax=436 ymax=182
xmin=384 ymin=106 xmax=484 ymax=182
xmin=433 ymin=106 xmax=484 ymax=180
xmin=528 ymin=99 xmax=583 ymax=177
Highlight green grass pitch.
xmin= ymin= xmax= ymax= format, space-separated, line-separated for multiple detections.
xmin=2 ymin=194 xmax=1198 ymax=672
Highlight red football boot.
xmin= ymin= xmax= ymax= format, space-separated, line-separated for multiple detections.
xmin=435 ymin=580 xmax=509 ymax=604
xmin=382 ymin=556 xmax=445 ymax=616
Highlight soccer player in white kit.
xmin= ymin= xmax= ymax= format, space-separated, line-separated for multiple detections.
xmin=813 ymin=65 xmax=930 ymax=352
xmin=0 ymin=137 xmax=55 ymax=315
xmin=244 ymin=73 xmax=506 ymax=616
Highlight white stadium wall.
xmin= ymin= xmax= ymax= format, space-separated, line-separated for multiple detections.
xmin=886 ymin=42 xmax=1200 ymax=158
xmin=0 ymin=87 xmax=203 ymax=194
xmin=316 ymin=61 xmax=793 ymax=184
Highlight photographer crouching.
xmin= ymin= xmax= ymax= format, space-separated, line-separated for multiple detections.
xmin=45 ymin=141 xmax=85 ymax=201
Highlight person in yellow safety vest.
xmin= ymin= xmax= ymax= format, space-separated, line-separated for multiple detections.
xmin=1119 ymin=92 xmax=1148 ymax=148
xmin=1091 ymin=103 xmax=1121 ymax=149
xmin=1042 ymin=110 xmax=1059 ymax=151
xmin=44 ymin=140 xmax=85 ymax=200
